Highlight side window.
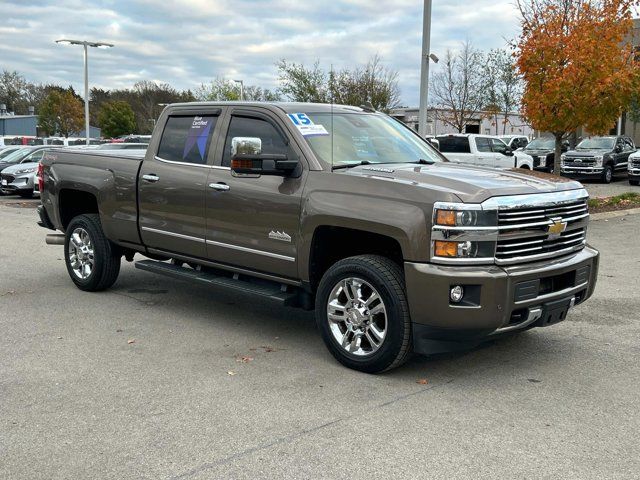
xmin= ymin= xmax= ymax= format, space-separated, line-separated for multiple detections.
xmin=24 ymin=150 xmax=44 ymax=163
xmin=157 ymin=115 xmax=218 ymax=165
xmin=476 ymin=137 xmax=492 ymax=153
xmin=490 ymin=138 xmax=508 ymax=154
xmin=222 ymin=115 xmax=291 ymax=167
xmin=624 ymin=138 xmax=634 ymax=151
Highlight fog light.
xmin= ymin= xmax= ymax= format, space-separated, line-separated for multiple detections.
xmin=450 ymin=285 xmax=464 ymax=303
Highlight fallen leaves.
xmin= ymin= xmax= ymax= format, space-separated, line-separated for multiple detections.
xmin=127 ymin=339 xmax=136 ymax=344
xmin=236 ymin=355 xmax=254 ymax=363
xmin=416 ymin=379 xmax=429 ymax=385
xmin=1 ymin=290 xmax=16 ymax=296
xmin=227 ymin=371 xmax=236 ymax=376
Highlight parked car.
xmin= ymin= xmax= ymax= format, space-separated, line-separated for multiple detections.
xmin=561 ymin=135 xmax=635 ymax=184
xmin=424 ymin=135 xmax=440 ymax=150
xmin=37 ymin=102 xmax=599 ymax=373
xmin=0 ymin=146 xmax=51 ymax=174
xmin=628 ymin=150 xmax=640 ymax=186
xmin=1 ymin=147 xmax=62 ymax=197
xmin=0 ymin=136 xmax=44 ymax=147
xmin=436 ymin=134 xmax=534 ymax=169
xmin=521 ymin=136 xmax=569 ymax=173
xmin=500 ymin=135 xmax=529 ymax=150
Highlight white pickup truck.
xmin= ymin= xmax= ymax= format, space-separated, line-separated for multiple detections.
xmin=436 ymin=134 xmax=534 ymax=169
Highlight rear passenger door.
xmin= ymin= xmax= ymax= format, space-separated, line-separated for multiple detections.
xmin=474 ymin=137 xmax=495 ymax=167
xmin=138 ymin=108 xmax=222 ymax=258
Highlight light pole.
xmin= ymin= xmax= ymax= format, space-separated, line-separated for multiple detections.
xmin=233 ymin=79 xmax=244 ymax=101
xmin=56 ymin=39 xmax=114 ymax=145
xmin=418 ymin=0 xmax=438 ymax=138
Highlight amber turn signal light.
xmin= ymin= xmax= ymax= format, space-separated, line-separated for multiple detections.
xmin=231 ymin=159 xmax=254 ymax=170
xmin=435 ymin=210 xmax=456 ymax=226
xmin=434 ymin=241 xmax=458 ymax=257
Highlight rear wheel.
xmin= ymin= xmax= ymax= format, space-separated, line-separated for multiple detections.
xmin=630 ymin=179 xmax=639 ymax=186
xmin=602 ymin=165 xmax=613 ymax=184
xmin=315 ymin=255 xmax=412 ymax=373
xmin=64 ymin=214 xmax=121 ymax=291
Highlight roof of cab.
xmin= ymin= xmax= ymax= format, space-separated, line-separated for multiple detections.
xmin=165 ymin=101 xmax=367 ymax=115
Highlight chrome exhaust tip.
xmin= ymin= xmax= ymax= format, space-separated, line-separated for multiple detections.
xmin=45 ymin=234 xmax=65 ymax=245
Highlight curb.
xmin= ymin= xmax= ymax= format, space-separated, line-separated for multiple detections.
xmin=591 ymin=207 xmax=640 ymax=221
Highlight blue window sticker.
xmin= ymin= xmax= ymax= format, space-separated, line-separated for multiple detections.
xmin=287 ymin=113 xmax=329 ymax=137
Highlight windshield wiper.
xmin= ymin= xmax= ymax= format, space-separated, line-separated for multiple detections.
xmin=332 ymin=160 xmax=372 ymax=171
xmin=415 ymin=158 xmax=436 ymax=165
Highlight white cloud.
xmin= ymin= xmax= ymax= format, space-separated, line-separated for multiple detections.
xmin=0 ymin=0 xmax=521 ymax=105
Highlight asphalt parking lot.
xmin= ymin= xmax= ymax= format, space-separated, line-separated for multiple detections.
xmin=1 ymin=194 xmax=639 ymax=480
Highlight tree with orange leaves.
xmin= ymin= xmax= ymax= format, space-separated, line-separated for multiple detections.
xmin=516 ymin=0 xmax=639 ymax=174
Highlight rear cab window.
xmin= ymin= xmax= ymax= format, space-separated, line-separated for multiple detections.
xmin=438 ymin=136 xmax=471 ymax=153
xmin=157 ymin=115 xmax=218 ymax=165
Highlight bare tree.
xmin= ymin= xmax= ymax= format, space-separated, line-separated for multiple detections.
xmin=196 ymin=77 xmax=280 ymax=102
xmin=431 ymin=41 xmax=487 ymax=132
xmin=484 ymin=49 xmax=523 ymax=135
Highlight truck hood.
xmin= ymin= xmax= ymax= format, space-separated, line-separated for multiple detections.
xmin=565 ymin=149 xmax=610 ymax=157
xmin=523 ymin=149 xmax=553 ymax=155
xmin=340 ymin=163 xmax=584 ymax=203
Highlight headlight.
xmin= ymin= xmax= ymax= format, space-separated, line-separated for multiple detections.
xmin=593 ymin=156 xmax=603 ymax=166
xmin=434 ymin=207 xmax=496 ymax=227
xmin=561 ymin=154 xmax=567 ymax=161
xmin=15 ymin=167 xmax=37 ymax=174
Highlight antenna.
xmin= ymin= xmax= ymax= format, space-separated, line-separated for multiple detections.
xmin=330 ymin=64 xmax=334 ymax=171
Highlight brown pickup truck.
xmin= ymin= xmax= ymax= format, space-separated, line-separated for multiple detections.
xmin=37 ymin=102 xmax=599 ymax=372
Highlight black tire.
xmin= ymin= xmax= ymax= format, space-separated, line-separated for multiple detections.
xmin=630 ymin=179 xmax=639 ymax=186
xmin=64 ymin=214 xmax=121 ymax=291
xmin=602 ymin=165 xmax=613 ymax=184
xmin=315 ymin=255 xmax=412 ymax=373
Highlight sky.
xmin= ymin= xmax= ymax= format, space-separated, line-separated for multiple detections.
xmin=0 ymin=0 xmax=522 ymax=107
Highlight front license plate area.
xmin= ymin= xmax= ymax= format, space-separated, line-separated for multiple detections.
xmin=538 ymin=297 xmax=573 ymax=327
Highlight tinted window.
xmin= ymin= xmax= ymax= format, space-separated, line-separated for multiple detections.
xmin=24 ymin=150 xmax=45 ymax=162
xmin=437 ymin=136 xmax=471 ymax=153
xmin=222 ymin=116 xmax=291 ymax=167
xmin=476 ymin=137 xmax=492 ymax=152
xmin=490 ymin=138 xmax=509 ymax=154
xmin=158 ymin=115 xmax=217 ymax=165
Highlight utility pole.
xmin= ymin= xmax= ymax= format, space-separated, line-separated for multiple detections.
xmin=418 ymin=0 xmax=432 ymax=138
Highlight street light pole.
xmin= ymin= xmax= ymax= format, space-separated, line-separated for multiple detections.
xmin=418 ymin=0 xmax=432 ymax=138
xmin=234 ymin=79 xmax=244 ymax=101
xmin=56 ymin=39 xmax=114 ymax=145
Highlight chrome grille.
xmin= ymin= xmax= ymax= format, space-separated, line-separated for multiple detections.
xmin=632 ymin=158 xmax=640 ymax=168
xmin=563 ymin=158 xmax=595 ymax=167
xmin=495 ymin=198 xmax=588 ymax=265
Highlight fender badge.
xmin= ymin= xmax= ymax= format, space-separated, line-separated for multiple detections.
xmin=269 ymin=230 xmax=292 ymax=243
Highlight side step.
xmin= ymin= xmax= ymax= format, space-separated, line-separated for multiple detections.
xmin=134 ymin=260 xmax=302 ymax=306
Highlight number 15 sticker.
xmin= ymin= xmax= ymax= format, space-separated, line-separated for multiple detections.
xmin=287 ymin=113 xmax=329 ymax=137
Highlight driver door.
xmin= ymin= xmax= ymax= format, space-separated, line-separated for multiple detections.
xmin=491 ymin=138 xmax=515 ymax=169
xmin=204 ymin=108 xmax=307 ymax=279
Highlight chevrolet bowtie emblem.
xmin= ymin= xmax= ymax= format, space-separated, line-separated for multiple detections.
xmin=547 ymin=218 xmax=567 ymax=239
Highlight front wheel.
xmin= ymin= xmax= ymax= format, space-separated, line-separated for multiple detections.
xmin=602 ymin=165 xmax=613 ymax=184
xmin=64 ymin=214 xmax=121 ymax=291
xmin=315 ymin=255 xmax=412 ymax=373
xmin=630 ymin=179 xmax=639 ymax=186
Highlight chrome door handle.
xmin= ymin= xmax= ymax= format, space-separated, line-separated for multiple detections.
xmin=142 ymin=174 xmax=160 ymax=183
xmin=208 ymin=183 xmax=230 ymax=191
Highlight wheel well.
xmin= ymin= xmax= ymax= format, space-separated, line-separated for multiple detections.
xmin=309 ymin=226 xmax=404 ymax=290
xmin=59 ymin=189 xmax=99 ymax=229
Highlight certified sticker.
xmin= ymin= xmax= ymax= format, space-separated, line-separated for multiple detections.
xmin=287 ymin=113 xmax=329 ymax=137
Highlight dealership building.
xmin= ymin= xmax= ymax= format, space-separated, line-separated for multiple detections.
xmin=0 ymin=105 xmax=100 ymax=139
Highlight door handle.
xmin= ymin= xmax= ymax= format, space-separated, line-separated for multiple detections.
xmin=208 ymin=183 xmax=230 ymax=191
xmin=142 ymin=174 xmax=160 ymax=183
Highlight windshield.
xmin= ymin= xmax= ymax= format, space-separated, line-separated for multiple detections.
xmin=526 ymin=138 xmax=555 ymax=149
xmin=0 ymin=147 xmax=33 ymax=164
xmin=577 ymin=137 xmax=615 ymax=150
xmin=299 ymin=113 xmax=444 ymax=167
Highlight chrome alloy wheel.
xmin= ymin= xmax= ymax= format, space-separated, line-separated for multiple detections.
xmin=327 ymin=277 xmax=387 ymax=357
xmin=68 ymin=227 xmax=95 ymax=280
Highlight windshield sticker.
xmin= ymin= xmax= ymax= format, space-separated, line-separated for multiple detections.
xmin=183 ymin=116 xmax=213 ymax=161
xmin=352 ymin=136 xmax=378 ymax=158
xmin=287 ymin=113 xmax=329 ymax=137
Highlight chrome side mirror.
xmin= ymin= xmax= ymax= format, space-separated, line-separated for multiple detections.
xmin=231 ymin=137 xmax=261 ymax=156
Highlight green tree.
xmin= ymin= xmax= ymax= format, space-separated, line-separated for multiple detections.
xmin=196 ymin=77 xmax=281 ymax=101
xmin=38 ymin=90 xmax=84 ymax=137
xmin=98 ymin=100 xmax=136 ymax=138
xmin=277 ymin=55 xmax=401 ymax=112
